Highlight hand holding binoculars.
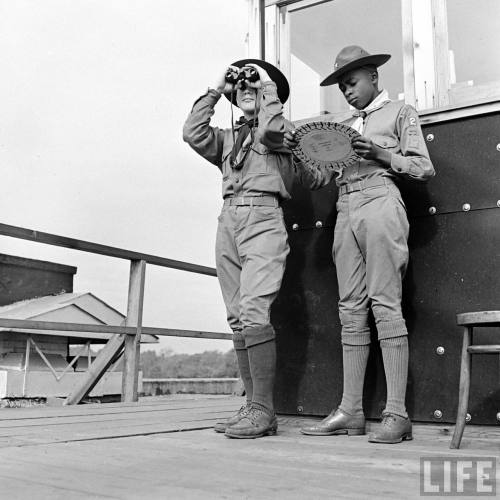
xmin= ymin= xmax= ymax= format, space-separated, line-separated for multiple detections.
xmin=225 ymin=66 xmax=260 ymax=90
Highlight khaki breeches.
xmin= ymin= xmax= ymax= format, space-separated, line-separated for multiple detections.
xmin=333 ymin=182 xmax=410 ymax=344
xmin=215 ymin=205 xmax=289 ymax=347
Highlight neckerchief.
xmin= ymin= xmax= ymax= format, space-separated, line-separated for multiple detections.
xmin=231 ymin=116 xmax=258 ymax=170
xmin=351 ymin=89 xmax=391 ymax=133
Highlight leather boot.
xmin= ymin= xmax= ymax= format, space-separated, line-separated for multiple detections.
xmin=300 ymin=408 xmax=366 ymax=436
xmin=213 ymin=403 xmax=251 ymax=433
xmin=224 ymin=403 xmax=278 ymax=439
xmin=368 ymin=412 xmax=413 ymax=443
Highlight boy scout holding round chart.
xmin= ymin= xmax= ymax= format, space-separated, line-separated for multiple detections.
xmin=286 ymin=45 xmax=435 ymax=443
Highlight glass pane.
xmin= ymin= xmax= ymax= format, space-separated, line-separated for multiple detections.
xmin=288 ymin=0 xmax=404 ymax=121
xmin=446 ymin=0 xmax=500 ymax=106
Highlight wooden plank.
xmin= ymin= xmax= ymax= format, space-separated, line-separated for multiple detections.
xmin=277 ymin=3 xmax=291 ymax=119
xmin=431 ymin=0 xmax=450 ymax=108
xmin=0 ymin=318 xmax=232 ymax=340
xmin=0 ymin=395 xmax=241 ymax=418
xmin=0 ymin=395 xmax=497 ymax=499
xmin=450 ymin=326 xmax=472 ymax=449
xmin=468 ymin=345 xmax=500 ymax=354
xmin=121 ymin=260 xmax=146 ymax=402
xmin=259 ymin=0 xmax=265 ymax=59
xmin=64 ymin=334 xmax=125 ymax=405
xmin=401 ymin=0 xmax=417 ymax=106
xmin=265 ymin=0 xmax=332 ymax=12
xmin=457 ymin=310 xmax=500 ymax=325
xmin=0 ymin=399 xmax=242 ymax=423
xmin=0 ymin=222 xmax=216 ymax=277
xmin=0 ymin=409 xmax=234 ymax=435
xmin=0 ymin=409 xmax=237 ymax=447
xmin=0 ymin=408 xmax=237 ymax=432
xmin=0 ymin=419 xmax=497 ymax=500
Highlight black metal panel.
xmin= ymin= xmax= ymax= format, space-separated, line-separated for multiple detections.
xmin=273 ymin=112 xmax=500 ymax=424
xmin=400 ymin=113 xmax=500 ymax=217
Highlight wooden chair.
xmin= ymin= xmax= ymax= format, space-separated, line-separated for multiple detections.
xmin=450 ymin=311 xmax=500 ymax=449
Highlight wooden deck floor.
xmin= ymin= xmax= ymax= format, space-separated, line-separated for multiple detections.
xmin=0 ymin=395 xmax=498 ymax=499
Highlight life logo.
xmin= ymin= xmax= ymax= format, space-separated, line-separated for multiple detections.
xmin=420 ymin=457 xmax=497 ymax=496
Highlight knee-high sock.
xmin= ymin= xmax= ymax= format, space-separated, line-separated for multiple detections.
xmin=339 ymin=344 xmax=370 ymax=416
xmin=380 ymin=336 xmax=409 ymax=418
xmin=233 ymin=333 xmax=253 ymax=403
xmin=247 ymin=339 xmax=276 ymax=412
xmin=235 ymin=347 xmax=253 ymax=403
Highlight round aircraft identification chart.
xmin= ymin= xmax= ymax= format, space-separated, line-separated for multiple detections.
xmin=292 ymin=121 xmax=361 ymax=178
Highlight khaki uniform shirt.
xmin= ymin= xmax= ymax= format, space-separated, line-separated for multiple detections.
xmin=183 ymin=82 xmax=314 ymax=199
xmin=336 ymin=100 xmax=435 ymax=186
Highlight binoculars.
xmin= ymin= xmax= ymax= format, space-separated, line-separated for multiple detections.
xmin=225 ymin=66 xmax=259 ymax=89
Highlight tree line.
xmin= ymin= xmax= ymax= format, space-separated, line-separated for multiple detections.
xmin=140 ymin=349 xmax=239 ymax=378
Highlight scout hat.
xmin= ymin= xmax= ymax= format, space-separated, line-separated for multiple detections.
xmin=320 ymin=45 xmax=391 ymax=87
xmin=226 ymin=58 xmax=290 ymax=105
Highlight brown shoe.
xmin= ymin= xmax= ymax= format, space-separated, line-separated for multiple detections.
xmin=300 ymin=408 xmax=365 ymax=436
xmin=214 ymin=403 xmax=251 ymax=433
xmin=224 ymin=404 xmax=278 ymax=439
xmin=368 ymin=412 xmax=413 ymax=444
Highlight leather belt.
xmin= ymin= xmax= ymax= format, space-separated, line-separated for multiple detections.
xmin=223 ymin=196 xmax=279 ymax=207
xmin=338 ymin=178 xmax=390 ymax=195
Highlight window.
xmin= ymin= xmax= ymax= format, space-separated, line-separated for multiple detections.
xmin=286 ymin=0 xmax=404 ymax=120
xmin=446 ymin=0 xmax=500 ymax=106
xmin=265 ymin=0 xmax=500 ymax=119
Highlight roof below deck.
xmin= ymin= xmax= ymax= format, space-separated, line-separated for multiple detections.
xmin=0 ymin=292 xmax=158 ymax=343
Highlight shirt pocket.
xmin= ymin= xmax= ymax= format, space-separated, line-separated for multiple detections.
xmin=371 ymin=135 xmax=398 ymax=151
xmin=246 ymin=142 xmax=269 ymax=174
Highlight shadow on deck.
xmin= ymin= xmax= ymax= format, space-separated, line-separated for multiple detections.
xmin=0 ymin=395 xmax=498 ymax=499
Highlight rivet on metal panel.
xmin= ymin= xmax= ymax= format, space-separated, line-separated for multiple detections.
xmin=426 ymin=134 xmax=434 ymax=142
xmin=466 ymin=413 xmax=471 ymax=423
xmin=297 ymin=405 xmax=304 ymax=413
xmin=315 ymin=221 xmax=323 ymax=229
xmin=292 ymin=223 xmax=299 ymax=231
xmin=462 ymin=203 xmax=471 ymax=212
xmin=496 ymin=143 xmax=500 ymax=151
xmin=428 ymin=206 xmax=437 ymax=215
xmin=497 ymin=200 xmax=500 ymax=208
xmin=433 ymin=410 xmax=442 ymax=419
xmin=436 ymin=346 xmax=445 ymax=355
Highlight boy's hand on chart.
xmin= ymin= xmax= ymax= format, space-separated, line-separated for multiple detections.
xmin=351 ymin=136 xmax=378 ymax=159
xmin=284 ymin=130 xmax=298 ymax=150
xmin=352 ymin=136 xmax=392 ymax=166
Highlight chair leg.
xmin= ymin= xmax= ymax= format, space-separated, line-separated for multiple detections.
xmin=450 ymin=326 xmax=472 ymax=449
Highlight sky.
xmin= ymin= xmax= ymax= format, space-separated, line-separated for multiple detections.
xmin=0 ymin=0 xmax=249 ymax=353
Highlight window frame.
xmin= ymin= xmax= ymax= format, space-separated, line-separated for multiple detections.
xmin=256 ymin=0 xmax=500 ymax=122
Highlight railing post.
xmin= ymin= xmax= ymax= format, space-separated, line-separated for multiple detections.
xmin=22 ymin=335 xmax=31 ymax=397
xmin=121 ymin=259 xmax=146 ymax=402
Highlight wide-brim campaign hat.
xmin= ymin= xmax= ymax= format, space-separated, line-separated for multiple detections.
xmin=320 ymin=45 xmax=391 ymax=87
xmin=225 ymin=58 xmax=290 ymax=105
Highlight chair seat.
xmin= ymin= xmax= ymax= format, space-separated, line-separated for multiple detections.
xmin=451 ymin=311 xmax=500 ymax=449
xmin=467 ymin=345 xmax=500 ymax=354
xmin=456 ymin=311 xmax=500 ymax=326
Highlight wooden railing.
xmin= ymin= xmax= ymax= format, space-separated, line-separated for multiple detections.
xmin=0 ymin=222 xmax=230 ymax=405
